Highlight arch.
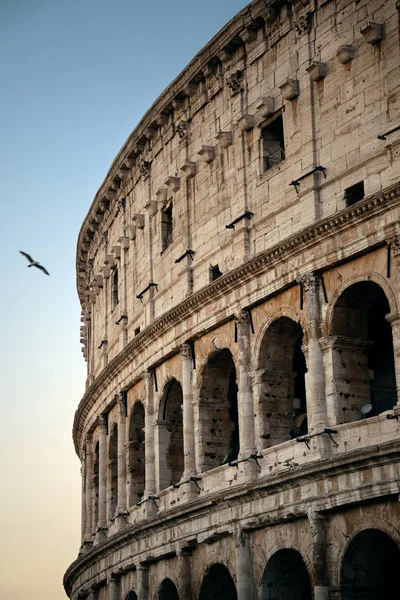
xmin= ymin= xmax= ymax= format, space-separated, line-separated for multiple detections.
xmin=158 ymin=578 xmax=179 ymax=600
xmin=259 ymin=548 xmax=312 ymax=600
xmin=127 ymin=401 xmax=145 ymax=506
xmin=327 ymin=280 xmax=396 ymax=423
xmin=341 ymin=528 xmax=400 ymax=599
xmin=108 ymin=423 xmax=118 ymax=518
xmin=198 ymin=563 xmax=237 ymax=600
xmin=158 ymin=378 xmax=184 ymax=489
xmin=255 ymin=307 xmax=304 ymax=367
xmin=256 ymin=316 xmax=307 ymax=447
xmin=125 ymin=592 xmax=138 ymax=600
xmin=198 ymin=349 xmax=239 ymax=472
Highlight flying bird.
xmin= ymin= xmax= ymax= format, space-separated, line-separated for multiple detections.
xmin=19 ymin=251 xmax=50 ymax=275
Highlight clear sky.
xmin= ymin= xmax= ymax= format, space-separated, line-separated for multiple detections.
xmin=0 ymin=0 xmax=247 ymax=598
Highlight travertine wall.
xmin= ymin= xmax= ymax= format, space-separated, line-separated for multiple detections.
xmin=66 ymin=0 xmax=400 ymax=599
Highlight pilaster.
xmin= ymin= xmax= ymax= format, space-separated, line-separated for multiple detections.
xmin=235 ymin=311 xmax=256 ymax=459
xmin=234 ymin=527 xmax=254 ymax=600
xmin=180 ymin=343 xmax=196 ymax=479
xmin=136 ymin=563 xmax=149 ymax=600
xmin=116 ymin=394 xmax=127 ymax=514
xmin=143 ymin=371 xmax=156 ymax=498
xmin=97 ymin=415 xmax=107 ymax=529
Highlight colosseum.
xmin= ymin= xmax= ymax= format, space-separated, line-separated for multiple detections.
xmin=64 ymin=0 xmax=400 ymax=598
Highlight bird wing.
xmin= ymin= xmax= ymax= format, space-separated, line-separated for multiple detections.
xmin=19 ymin=250 xmax=34 ymax=263
xmin=35 ymin=264 xmax=50 ymax=276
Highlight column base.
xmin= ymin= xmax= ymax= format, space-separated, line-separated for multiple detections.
xmin=314 ymin=586 xmax=330 ymax=600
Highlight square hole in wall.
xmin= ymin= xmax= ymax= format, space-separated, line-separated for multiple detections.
xmin=344 ymin=181 xmax=365 ymax=207
xmin=209 ymin=264 xmax=222 ymax=281
xmin=262 ymin=113 xmax=285 ymax=171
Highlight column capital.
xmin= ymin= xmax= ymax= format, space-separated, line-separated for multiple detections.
xmin=297 ymin=272 xmax=319 ymax=293
xmin=85 ymin=431 xmax=93 ymax=445
xmin=234 ymin=309 xmax=250 ymax=328
xmin=180 ymin=342 xmax=192 ymax=360
xmin=117 ymin=392 xmax=126 ymax=414
xmin=387 ymin=234 xmax=400 ymax=257
xmin=107 ymin=572 xmax=119 ymax=584
xmin=386 ymin=311 xmax=400 ymax=326
xmin=98 ymin=414 xmax=107 ymax=431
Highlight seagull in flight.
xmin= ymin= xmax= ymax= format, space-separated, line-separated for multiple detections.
xmin=19 ymin=251 xmax=50 ymax=275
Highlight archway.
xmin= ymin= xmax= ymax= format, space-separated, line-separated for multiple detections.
xmin=198 ymin=349 xmax=239 ymax=472
xmin=341 ymin=529 xmax=400 ymax=599
xmin=257 ymin=317 xmax=307 ymax=447
xmin=158 ymin=578 xmax=179 ymax=600
xmin=108 ymin=423 xmax=118 ymax=518
xmin=126 ymin=592 xmax=137 ymax=600
xmin=128 ymin=401 xmax=145 ymax=506
xmin=199 ymin=563 xmax=237 ymax=600
xmin=93 ymin=441 xmax=99 ymax=527
xmin=259 ymin=549 xmax=312 ymax=600
xmin=329 ymin=281 xmax=396 ymax=423
xmin=158 ymin=379 xmax=184 ymax=489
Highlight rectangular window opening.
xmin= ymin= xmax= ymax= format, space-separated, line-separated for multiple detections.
xmin=161 ymin=203 xmax=173 ymax=251
xmin=262 ymin=114 xmax=285 ymax=172
xmin=111 ymin=268 xmax=119 ymax=311
xmin=344 ymin=181 xmax=365 ymax=207
xmin=209 ymin=264 xmax=222 ymax=282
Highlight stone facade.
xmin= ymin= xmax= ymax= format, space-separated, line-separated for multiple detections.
xmin=65 ymin=0 xmax=400 ymax=599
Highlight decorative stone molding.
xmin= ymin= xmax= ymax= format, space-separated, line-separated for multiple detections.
xmin=337 ymin=45 xmax=357 ymax=64
xmin=139 ymin=161 xmax=151 ymax=180
xmin=279 ymin=79 xmax=300 ymax=100
xmin=215 ymin=131 xmax=233 ymax=149
xmin=256 ymin=97 xmax=274 ymax=118
xmin=165 ymin=175 xmax=181 ymax=193
xmin=306 ymin=61 xmax=327 ymax=82
xmin=144 ymin=201 xmax=159 ymax=217
xmin=125 ymin=225 xmax=137 ymax=241
xmin=198 ymin=145 xmax=215 ymax=163
xmin=132 ymin=214 xmax=145 ymax=229
xmin=180 ymin=343 xmax=192 ymax=359
xmin=238 ymin=114 xmax=255 ymax=132
xmin=226 ymin=70 xmax=243 ymax=95
xmin=360 ymin=22 xmax=384 ymax=44
xmin=98 ymin=415 xmax=107 ymax=430
xmin=180 ymin=161 xmax=197 ymax=179
xmin=175 ymin=121 xmax=189 ymax=139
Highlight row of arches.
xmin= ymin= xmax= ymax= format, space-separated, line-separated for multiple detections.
xmin=119 ymin=529 xmax=400 ymax=600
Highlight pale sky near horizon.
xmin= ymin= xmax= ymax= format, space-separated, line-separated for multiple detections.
xmin=0 ymin=1 xmax=247 ymax=598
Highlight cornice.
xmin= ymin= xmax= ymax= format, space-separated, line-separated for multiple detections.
xmin=73 ymin=181 xmax=400 ymax=454
xmin=75 ymin=0 xmax=287 ymax=301
xmin=64 ymin=438 xmax=400 ymax=594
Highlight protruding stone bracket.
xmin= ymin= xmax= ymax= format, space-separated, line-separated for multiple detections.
xmin=180 ymin=161 xmax=197 ymax=179
xmin=279 ymin=79 xmax=300 ymax=100
xmin=156 ymin=187 xmax=168 ymax=203
xmin=112 ymin=246 xmax=121 ymax=259
xmin=256 ymin=97 xmax=274 ymax=118
xmin=198 ymin=145 xmax=215 ymax=163
xmin=337 ymin=45 xmax=357 ymax=64
xmin=241 ymin=26 xmax=257 ymax=44
xmin=216 ymin=131 xmax=233 ymax=149
xmin=361 ymin=22 xmax=384 ymax=44
xmin=125 ymin=225 xmax=137 ymax=240
xmin=101 ymin=266 xmax=111 ymax=279
xmin=306 ymin=61 xmax=327 ymax=82
xmin=94 ymin=275 xmax=104 ymax=288
xmin=104 ymin=254 xmax=116 ymax=268
xmin=156 ymin=113 xmax=169 ymax=127
xmin=165 ymin=176 xmax=181 ymax=193
xmin=184 ymin=83 xmax=198 ymax=97
xmin=238 ymin=114 xmax=256 ymax=132
xmin=132 ymin=214 xmax=145 ymax=229
xmin=144 ymin=201 xmax=159 ymax=217
xmin=118 ymin=236 xmax=130 ymax=250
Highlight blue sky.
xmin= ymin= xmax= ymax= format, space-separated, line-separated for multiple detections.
xmin=0 ymin=0 xmax=247 ymax=598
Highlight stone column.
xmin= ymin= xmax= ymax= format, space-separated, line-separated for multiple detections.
xmin=235 ymin=311 xmax=256 ymax=458
xmin=386 ymin=313 xmax=400 ymax=406
xmin=235 ymin=528 xmax=254 ymax=600
xmin=298 ymin=274 xmax=327 ymax=433
xmin=177 ymin=547 xmax=192 ymax=600
xmin=87 ymin=588 xmax=96 ymax=600
xmin=108 ymin=574 xmax=120 ymax=600
xmin=84 ymin=435 xmax=93 ymax=540
xmin=136 ymin=564 xmax=149 ymax=600
xmin=117 ymin=394 xmax=128 ymax=513
xmin=180 ymin=343 xmax=196 ymax=478
xmin=308 ymin=508 xmax=329 ymax=600
xmin=80 ymin=449 xmax=86 ymax=546
xmin=97 ymin=415 xmax=107 ymax=529
xmin=144 ymin=371 xmax=156 ymax=497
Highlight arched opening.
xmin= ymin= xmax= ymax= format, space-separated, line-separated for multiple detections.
xmin=259 ymin=549 xmax=312 ymax=600
xmin=108 ymin=423 xmax=118 ymax=518
xmin=158 ymin=578 xmax=179 ymax=600
xmin=128 ymin=401 xmax=145 ymax=507
xmin=93 ymin=442 xmax=99 ymax=528
xmin=341 ymin=529 xmax=400 ymax=599
xmin=329 ymin=281 xmax=396 ymax=423
xmin=198 ymin=349 xmax=239 ymax=472
xmin=199 ymin=563 xmax=237 ymax=600
xmin=158 ymin=379 xmax=184 ymax=489
xmin=257 ymin=317 xmax=307 ymax=447
xmin=125 ymin=592 xmax=137 ymax=600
